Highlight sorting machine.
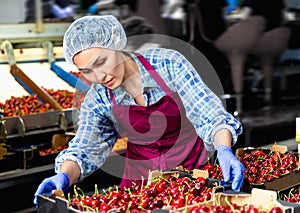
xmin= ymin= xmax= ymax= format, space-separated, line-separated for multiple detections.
xmin=0 ymin=20 xmax=124 ymax=212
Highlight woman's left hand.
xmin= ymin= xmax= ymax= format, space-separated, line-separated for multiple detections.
xmin=217 ymin=145 xmax=244 ymax=191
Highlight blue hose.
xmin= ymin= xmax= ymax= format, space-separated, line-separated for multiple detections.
xmin=12 ymin=74 xmax=45 ymax=103
xmin=50 ymin=62 xmax=90 ymax=92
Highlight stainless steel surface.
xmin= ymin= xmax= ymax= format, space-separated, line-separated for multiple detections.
xmin=1 ymin=108 xmax=79 ymax=139
xmin=0 ymin=22 xmax=70 ymax=43
xmin=0 ymin=164 xmax=54 ymax=188
xmin=42 ymin=40 xmax=55 ymax=63
xmin=35 ymin=0 xmax=44 ymax=33
xmin=0 ymin=120 xmax=7 ymax=141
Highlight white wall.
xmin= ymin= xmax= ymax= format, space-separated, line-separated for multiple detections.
xmin=0 ymin=0 xmax=26 ymax=24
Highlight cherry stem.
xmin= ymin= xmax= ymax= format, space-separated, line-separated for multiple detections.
xmin=76 ymin=186 xmax=85 ymax=197
xmin=137 ymin=205 xmax=147 ymax=211
xmin=215 ymin=193 xmax=221 ymax=206
xmin=82 ymin=204 xmax=95 ymax=212
xmin=67 ymin=192 xmax=71 ymax=202
xmin=94 ymin=184 xmax=99 ymax=195
xmin=224 ymin=195 xmax=235 ymax=212
xmin=73 ymin=185 xmax=79 ymax=198
xmin=141 ymin=176 xmax=144 ymax=189
xmin=288 ymin=187 xmax=295 ymax=198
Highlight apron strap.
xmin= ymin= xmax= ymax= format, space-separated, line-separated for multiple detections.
xmin=109 ymin=53 xmax=174 ymax=104
xmin=134 ymin=53 xmax=173 ymax=95
xmin=109 ymin=89 xmax=117 ymax=105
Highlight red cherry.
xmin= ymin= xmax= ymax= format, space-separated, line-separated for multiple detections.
xmin=122 ymin=192 xmax=131 ymax=202
xmin=189 ymin=206 xmax=200 ymax=213
xmin=269 ymin=207 xmax=283 ymax=213
xmin=246 ymin=207 xmax=258 ymax=213
xmin=198 ymin=205 xmax=210 ymax=213
xmin=195 ymin=177 xmax=207 ymax=185
xmin=155 ymin=180 xmax=167 ymax=193
xmin=154 ymin=199 xmax=164 ymax=208
xmin=171 ymin=198 xmax=184 ymax=209
xmin=99 ymin=202 xmax=110 ymax=212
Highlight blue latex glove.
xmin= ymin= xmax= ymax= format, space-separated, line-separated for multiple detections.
xmin=88 ymin=3 xmax=99 ymax=14
xmin=51 ymin=4 xmax=73 ymax=19
xmin=64 ymin=6 xmax=75 ymax=17
xmin=217 ymin=145 xmax=244 ymax=191
xmin=33 ymin=172 xmax=70 ymax=206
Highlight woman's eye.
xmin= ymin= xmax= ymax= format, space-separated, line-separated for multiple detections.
xmin=82 ymin=70 xmax=90 ymax=74
xmin=95 ymin=59 xmax=106 ymax=67
xmin=80 ymin=68 xmax=92 ymax=74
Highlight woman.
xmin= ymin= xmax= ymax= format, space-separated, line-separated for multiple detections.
xmin=187 ymin=0 xmax=233 ymax=94
xmin=240 ymin=0 xmax=286 ymax=31
xmin=34 ymin=15 xmax=244 ymax=205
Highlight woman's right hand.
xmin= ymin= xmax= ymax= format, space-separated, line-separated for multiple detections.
xmin=33 ymin=172 xmax=70 ymax=206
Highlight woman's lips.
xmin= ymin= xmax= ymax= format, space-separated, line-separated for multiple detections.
xmin=103 ymin=78 xmax=113 ymax=86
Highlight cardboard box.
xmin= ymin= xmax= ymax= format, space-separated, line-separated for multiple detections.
xmin=37 ymin=166 xmax=299 ymax=213
xmin=112 ymin=137 xmax=127 ymax=152
xmin=37 ymin=195 xmax=181 ymax=213
xmin=37 ymin=168 xmax=219 ymax=213
xmin=235 ymin=146 xmax=300 ymax=193
xmin=177 ymin=188 xmax=296 ymax=213
xmin=37 ymin=195 xmax=80 ymax=213
xmin=277 ymin=184 xmax=300 ymax=213
xmin=37 ymin=181 xmax=299 ymax=213
xmin=235 ymin=145 xmax=288 ymax=157
xmin=212 ymin=188 xmax=294 ymax=213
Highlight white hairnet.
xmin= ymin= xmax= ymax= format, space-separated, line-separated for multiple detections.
xmin=63 ymin=15 xmax=127 ymax=65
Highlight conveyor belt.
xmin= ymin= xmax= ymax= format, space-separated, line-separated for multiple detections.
xmin=17 ymin=62 xmax=76 ymax=92
xmin=0 ymin=46 xmax=81 ymax=104
xmin=0 ymin=61 xmax=79 ymax=104
xmin=0 ymin=64 xmax=29 ymax=103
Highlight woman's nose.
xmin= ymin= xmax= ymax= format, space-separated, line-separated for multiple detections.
xmin=95 ymin=72 xmax=107 ymax=83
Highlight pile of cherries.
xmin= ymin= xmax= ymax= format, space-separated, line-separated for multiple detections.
xmin=44 ymin=88 xmax=75 ymax=109
xmin=69 ymin=175 xmax=213 ymax=212
xmin=189 ymin=204 xmax=283 ymax=213
xmin=39 ymin=145 xmax=67 ymax=156
xmin=0 ymin=88 xmax=75 ymax=117
xmin=199 ymin=163 xmax=223 ymax=180
xmin=0 ymin=95 xmax=51 ymax=117
xmin=238 ymin=150 xmax=299 ymax=185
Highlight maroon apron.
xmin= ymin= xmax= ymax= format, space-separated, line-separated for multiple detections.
xmin=109 ymin=54 xmax=208 ymax=189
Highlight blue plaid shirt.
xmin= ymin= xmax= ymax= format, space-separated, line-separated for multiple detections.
xmin=55 ymin=48 xmax=242 ymax=180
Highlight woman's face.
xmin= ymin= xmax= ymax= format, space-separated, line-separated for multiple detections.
xmin=73 ymin=48 xmax=126 ymax=89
